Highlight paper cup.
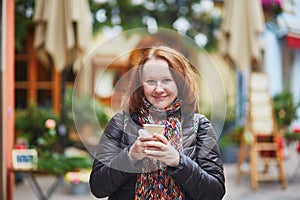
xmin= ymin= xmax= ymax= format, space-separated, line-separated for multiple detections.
xmin=143 ymin=124 xmax=165 ymax=135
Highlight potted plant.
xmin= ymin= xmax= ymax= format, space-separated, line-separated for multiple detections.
xmin=15 ymin=103 xmax=94 ymax=173
xmin=273 ymin=91 xmax=299 ymax=130
xmin=64 ymin=169 xmax=91 ymax=195
xmin=64 ymin=87 xmax=110 ymax=147
xmin=219 ymin=126 xmax=244 ymax=163
xmin=15 ymin=103 xmax=60 ymax=152
xmin=37 ymin=152 xmax=93 ymax=174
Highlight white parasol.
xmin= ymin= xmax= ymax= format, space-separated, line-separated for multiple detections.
xmin=220 ymin=0 xmax=265 ymax=71
xmin=33 ymin=0 xmax=92 ymax=72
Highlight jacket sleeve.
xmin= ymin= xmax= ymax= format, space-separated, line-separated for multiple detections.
xmin=89 ymin=112 xmax=137 ymax=198
xmin=167 ymin=115 xmax=225 ymax=200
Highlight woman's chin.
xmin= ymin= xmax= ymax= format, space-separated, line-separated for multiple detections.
xmin=152 ymin=102 xmax=169 ymax=109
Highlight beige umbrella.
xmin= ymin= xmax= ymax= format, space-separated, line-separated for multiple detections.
xmin=33 ymin=0 xmax=91 ymax=72
xmin=220 ymin=0 xmax=265 ymax=71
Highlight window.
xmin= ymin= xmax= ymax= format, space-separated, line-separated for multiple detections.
xmin=14 ymin=30 xmax=75 ymax=113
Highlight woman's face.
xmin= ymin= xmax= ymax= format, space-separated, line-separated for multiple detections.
xmin=142 ymin=58 xmax=178 ymax=109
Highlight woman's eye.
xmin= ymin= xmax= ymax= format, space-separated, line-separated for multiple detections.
xmin=163 ymin=78 xmax=173 ymax=83
xmin=146 ymin=80 xmax=155 ymax=85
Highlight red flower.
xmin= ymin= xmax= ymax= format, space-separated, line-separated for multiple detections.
xmin=293 ymin=125 xmax=300 ymax=133
xmin=297 ymin=142 xmax=300 ymax=153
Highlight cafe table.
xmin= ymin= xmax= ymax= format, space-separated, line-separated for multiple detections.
xmin=12 ymin=169 xmax=64 ymax=200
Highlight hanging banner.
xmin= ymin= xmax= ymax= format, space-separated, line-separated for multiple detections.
xmin=286 ymin=32 xmax=300 ymax=49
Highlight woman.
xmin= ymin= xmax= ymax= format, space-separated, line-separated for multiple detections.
xmin=90 ymin=45 xmax=225 ymax=199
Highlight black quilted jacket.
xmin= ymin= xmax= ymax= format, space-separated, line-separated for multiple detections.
xmin=90 ymin=111 xmax=225 ymax=200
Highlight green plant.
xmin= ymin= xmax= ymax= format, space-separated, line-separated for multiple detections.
xmin=273 ymin=91 xmax=299 ymax=128
xmin=15 ymin=0 xmax=35 ymax=52
xmin=64 ymin=87 xmax=110 ymax=131
xmin=14 ymin=103 xmax=95 ymax=174
xmin=15 ymin=103 xmax=59 ymax=150
xmin=284 ymin=131 xmax=300 ymax=141
xmin=89 ymin=0 xmax=222 ymax=51
xmin=261 ymin=0 xmax=282 ymax=21
xmin=219 ymin=126 xmax=244 ymax=148
xmin=37 ymin=152 xmax=93 ymax=174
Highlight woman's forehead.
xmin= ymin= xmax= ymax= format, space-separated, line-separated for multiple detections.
xmin=142 ymin=59 xmax=172 ymax=77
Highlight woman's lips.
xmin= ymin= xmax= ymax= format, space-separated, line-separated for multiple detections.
xmin=153 ymin=95 xmax=167 ymax=99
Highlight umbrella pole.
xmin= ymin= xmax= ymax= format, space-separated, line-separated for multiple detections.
xmin=57 ymin=68 xmax=68 ymax=151
xmin=235 ymin=65 xmax=250 ymax=127
xmin=236 ymin=70 xmax=245 ymax=125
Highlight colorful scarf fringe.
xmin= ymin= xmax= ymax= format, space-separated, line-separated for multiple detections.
xmin=134 ymin=98 xmax=184 ymax=200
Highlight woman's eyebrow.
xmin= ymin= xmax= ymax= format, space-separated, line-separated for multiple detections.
xmin=143 ymin=76 xmax=154 ymax=79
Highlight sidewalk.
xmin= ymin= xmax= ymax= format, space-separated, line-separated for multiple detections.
xmin=223 ymin=164 xmax=300 ymax=200
xmin=14 ymin=146 xmax=300 ymax=200
xmin=223 ymin=141 xmax=300 ymax=200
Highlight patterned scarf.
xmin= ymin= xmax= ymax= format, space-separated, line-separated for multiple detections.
xmin=134 ymin=98 xmax=184 ymax=200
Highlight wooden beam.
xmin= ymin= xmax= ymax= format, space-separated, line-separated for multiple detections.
xmin=0 ymin=1 xmax=5 ymax=199
xmin=52 ymin=69 xmax=61 ymax=116
xmin=27 ymin=31 xmax=37 ymax=104
xmin=3 ymin=1 xmax=15 ymax=200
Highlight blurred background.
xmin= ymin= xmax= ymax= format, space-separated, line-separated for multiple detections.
xmin=1 ymin=0 xmax=300 ymax=199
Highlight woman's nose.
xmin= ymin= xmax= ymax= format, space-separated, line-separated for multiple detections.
xmin=154 ymin=82 xmax=164 ymax=92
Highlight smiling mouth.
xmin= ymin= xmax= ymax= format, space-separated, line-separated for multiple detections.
xmin=153 ymin=95 xmax=167 ymax=98
xmin=153 ymin=96 xmax=167 ymax=100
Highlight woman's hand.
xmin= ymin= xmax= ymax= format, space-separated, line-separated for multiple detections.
xmin=128 ymin=136 xmax=155 ymax=163
xmin=143 ymin=133 xmax=180 ymax=167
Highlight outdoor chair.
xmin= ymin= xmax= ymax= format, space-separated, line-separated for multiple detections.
xmin=237 ymin=71 xmax=286 ymax=190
